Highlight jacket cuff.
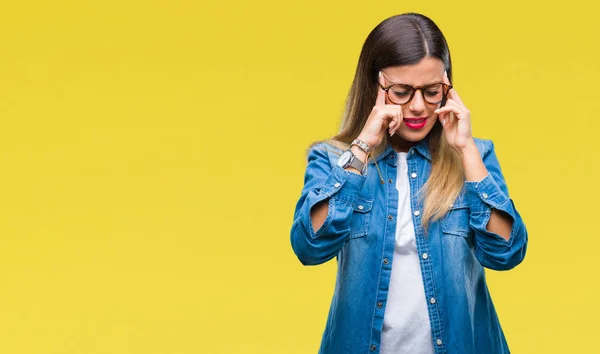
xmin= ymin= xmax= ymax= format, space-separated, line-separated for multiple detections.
xmin=318 ymin=165 xmax=367 ymax=205
xmin=465 ymin=173 xmax=510 ymax=213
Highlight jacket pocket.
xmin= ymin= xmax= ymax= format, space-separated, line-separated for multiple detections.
xmin=349 ymin=195 xmax=373 ymax=239
xmin=441 ymin=203 xmax=472 ymax=238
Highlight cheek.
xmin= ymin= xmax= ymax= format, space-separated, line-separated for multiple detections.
xmin=424 ymin=106 xmax=440 ymax=128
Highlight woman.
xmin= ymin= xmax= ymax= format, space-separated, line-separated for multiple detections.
xmin=290 ymin=13 xmax=528 ymax=354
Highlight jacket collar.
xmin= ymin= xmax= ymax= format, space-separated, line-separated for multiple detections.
xmin=414 ymin=136 xmax=432 ymax=161
xmin=371 ymin=135 xmax=432 ymax=167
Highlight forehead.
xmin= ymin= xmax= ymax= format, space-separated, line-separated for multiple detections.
xmin=381 ymin=57 xmax=445 ymax=85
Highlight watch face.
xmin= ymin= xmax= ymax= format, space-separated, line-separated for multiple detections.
xmin=337 ymin=150 xmax=352 ymax=167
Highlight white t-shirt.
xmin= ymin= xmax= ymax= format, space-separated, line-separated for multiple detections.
xmin=380 ymin=152 xmax=435 ymax=354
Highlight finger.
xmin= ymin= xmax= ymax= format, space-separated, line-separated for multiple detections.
xmin=388 ymin=120 xmax=396 ymax=132
xmin=375 ymin=72 xmax=387 ymax=106
xmin=391 ymin=110 xmax=402 ymax=135
xmin=388 ymin=113 xmax=397 ymax=134
xmin=376 ymin=86 xmax=386 ymax=107
xmin=437 ymin=106 xmax=451 ymax=125
xmin=446 ymin=100 xmax=469 ymax=120
xmin=437 ymin=99 xmax=458 ymax=110
xmin=387 ymin=113 xmax=398 ymax=131
xmin=435 ymin=103 xmax=456 ymax=121
xmin=443 ymin=73 xmax=465 ymax=107
xmin=448 ymin=88 xmax=464 ymax=107
xmin=435 ymin=100 xmax=459 ymax=113
xmin=388 ymin=118 xmax=396 ymax=136
xmin=436 ymin=102 xmax=467 ymax=122
xmin=438 ymin=110 xmax=456 ymax=127
xmin=438 ymin=112 xmax=448 ymax=127
xmin=435 ymin=106 xmax=455 ymax=115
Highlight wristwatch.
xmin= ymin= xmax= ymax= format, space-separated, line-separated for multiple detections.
xmin=337 ymin=149 xmax=365 ymax=172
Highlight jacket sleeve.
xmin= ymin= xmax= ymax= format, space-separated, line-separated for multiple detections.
xmin=465 ymin=140 xmax=528 ymax=271
xmin=290 ymin=144 xmax=367 ymax=266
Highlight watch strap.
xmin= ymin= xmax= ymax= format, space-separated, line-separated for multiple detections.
xmin=347 ymin=152 xmax=365 ymax=172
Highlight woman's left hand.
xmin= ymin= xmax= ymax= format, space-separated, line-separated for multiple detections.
xmin=434 ymin=72 xmax=475 ymax=153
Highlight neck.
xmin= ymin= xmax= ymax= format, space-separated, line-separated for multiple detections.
xmin=389 ymin=135 xmax=417 ymax=153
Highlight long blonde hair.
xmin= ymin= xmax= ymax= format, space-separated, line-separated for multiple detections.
xmin=310 ymin=13 xmax=464 ymax=228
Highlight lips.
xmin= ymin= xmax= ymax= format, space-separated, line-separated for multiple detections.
xmin=403 ymin=117 xmax=428 ymax=130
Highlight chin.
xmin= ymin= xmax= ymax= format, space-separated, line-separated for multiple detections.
xmin=396 ymin=130 xmax=430 ymax=142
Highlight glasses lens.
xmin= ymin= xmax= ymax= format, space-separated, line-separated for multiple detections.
xmin=422 ymin=83 xmax=445 ymax=104
xmin=387 ymin=85 xmax=413 ymax=105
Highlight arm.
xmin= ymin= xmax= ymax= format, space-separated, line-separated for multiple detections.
xmin=290 ymin=144 xmax=367 ymax=266
xmin=460 ymin=140 xmax=528 ymax=271
xmin=310 ymin=145 xmax=367 ymax=231
xmin=460 ymin=141 xmax=513 ymax=240
xmin=434 ymin=73 xmax=528 ymax=271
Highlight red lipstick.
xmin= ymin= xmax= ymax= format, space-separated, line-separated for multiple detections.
xmin=403 ymin=117 xmax=428 ymax=130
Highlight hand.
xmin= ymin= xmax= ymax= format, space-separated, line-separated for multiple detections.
xmin=356 ymin=74 xmax=403 ymax=150
xmin=434 ymin=72 xmax=475 ymax=153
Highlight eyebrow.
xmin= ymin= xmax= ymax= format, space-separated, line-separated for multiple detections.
xmin=384 ymin=80 xmax=443 ymax=87
xmin=380 ymin=72 xmax=442 ymax=87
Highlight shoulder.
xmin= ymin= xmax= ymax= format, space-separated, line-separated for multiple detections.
xmin=306 ymin=141 xmax=346 ymax=166
xmin=472 ymin=137 xmax=495 ymax=158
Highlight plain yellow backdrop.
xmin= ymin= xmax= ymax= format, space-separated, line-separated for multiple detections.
xmin=0 ymin=0 xmax=598 ymax=353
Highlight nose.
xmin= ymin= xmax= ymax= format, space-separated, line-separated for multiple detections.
xmin=408 ymin=89 xmax=426 ymax=113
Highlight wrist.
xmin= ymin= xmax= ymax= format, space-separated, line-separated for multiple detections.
xmin=356 ymin=135 xmax=377 ymax=151
xmin=351 ymin=138 xmax=371 ymax=154
xmin=458 ymin=140 xmax=488 ymax=182
xmin=350 ymin=145 xmax=368 ymax=164
xmin=456 ymin=139 xmax=478 ymax=159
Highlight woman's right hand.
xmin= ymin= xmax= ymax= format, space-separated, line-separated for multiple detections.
xmin=356 ymin=82 xmax=403 ymax=150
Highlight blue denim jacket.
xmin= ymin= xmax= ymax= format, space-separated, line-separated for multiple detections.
xmin=290 ymin=137 xmax=528 ymax=354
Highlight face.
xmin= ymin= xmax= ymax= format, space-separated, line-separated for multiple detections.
xmin=379 ymin=57 xmax=446 ymax=149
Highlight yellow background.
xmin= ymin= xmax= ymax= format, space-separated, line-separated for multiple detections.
xmin=0 ymin=0 xmax=597 ymax=353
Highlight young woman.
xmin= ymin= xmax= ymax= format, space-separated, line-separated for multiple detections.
xmin=290 ymin=13 xmax=528 ymax=354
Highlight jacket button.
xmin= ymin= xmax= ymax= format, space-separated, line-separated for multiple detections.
xmin=388 ymin=214 xmax=394 ymax=220
xmin=377 ymin=302 xmax=383 ymax=308
xmin=383 ymin=258 xmax=389 ymax=264
xmin=358 ymin=205 xmax=364 ymax=210
xmin=422 ymin=253 xmax=428 ymax=259
xmin=482 ymin=193 xmax=488 ymax=199
xmin=370 ymin=345 xmax=377 ymax=351
xmin=334 ymin=182 xmax=341 ymax=188
xmin=411 ymin=172 xmax=417 ymax=178
xmin=388 ymin=178 xmax=393 ymax=183
xmin=414 ymin=210 xmax=421 ymax=216
xmin=436 ymin=339 xmax=443 ymax=346
xmin=430 ymin=297 xmax=436 ymax=304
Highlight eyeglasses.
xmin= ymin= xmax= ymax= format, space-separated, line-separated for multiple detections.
xmin=379 ymin=72 xmax=453 ymax=105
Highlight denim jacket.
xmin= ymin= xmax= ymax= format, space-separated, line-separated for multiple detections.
xmin=290 ymin=137 xmax=528 ymax=354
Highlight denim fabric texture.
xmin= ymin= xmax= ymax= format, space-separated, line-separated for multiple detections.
xmin=290 ymin=137 xmax=528 ymax=354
